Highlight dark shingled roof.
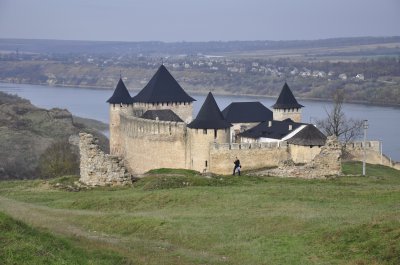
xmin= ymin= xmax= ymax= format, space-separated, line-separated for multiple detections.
xmin=132 ymin=65 xmax=195 ymax=103
xmin=272 ymin=82 xmax=304 ymax=109
xmin=222 ymin=102 xmax=273 ymax=123
xmin=239 ymin=119 xmax=303 ymax=140
xmin=140 ymin=109 xmax=183 ymax=122
xmin=106 ymin=78 xmax=134 ymax=104
xmin=188 ymin=92 xmax=232 ymax=129
xmin=287 ymin=124 xmax=327 ymax=146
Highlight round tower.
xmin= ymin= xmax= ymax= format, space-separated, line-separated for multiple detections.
xmin=106 ymin=78 xmax=133 ymax=156
xmin=272 ymin=82 xmax=304 ymax=122
xmin=187 ymin=92 xmax=232 ymax=173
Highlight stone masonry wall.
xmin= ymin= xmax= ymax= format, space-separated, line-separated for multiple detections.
xmin=119 ymin=115 xmax=188 ymax=174
xmin=209 ymin=142 xmax=290 ymax=175
xmin=79 ymin=133 xmax=131 ymax=186
xmin=289 ymin=145 xmax=322 ymax=164
xmin=344 ymin=140 xmax=400 ymax=170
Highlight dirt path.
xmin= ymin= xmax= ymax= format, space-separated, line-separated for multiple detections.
xmin=0 ymin=195 xmax=224 ymax=264
xmin=0 ymin=196 xmax=122 ymax=244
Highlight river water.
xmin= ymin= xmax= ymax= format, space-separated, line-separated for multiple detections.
xmin=1 ymin=83 xmax=399 ymax=161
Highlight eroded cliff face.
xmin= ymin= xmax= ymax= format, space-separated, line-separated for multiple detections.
xmin=0 ymin=92 xmax=108 ymax=179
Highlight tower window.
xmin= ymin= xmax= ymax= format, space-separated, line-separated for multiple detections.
xmin=214 ymin=129 xmax=217 ymax=139
xmin=205 ymin=160 xmax=208 ymax=167
xmin=203 ymin=129 xmax=207 ymax=134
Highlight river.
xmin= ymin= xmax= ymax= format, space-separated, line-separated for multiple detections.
xmin=1 ymin=83 xmax=399 ymax=161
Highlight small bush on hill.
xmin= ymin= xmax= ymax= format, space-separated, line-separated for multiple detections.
xmin=37 ymin=141 xmax=79 ymax=178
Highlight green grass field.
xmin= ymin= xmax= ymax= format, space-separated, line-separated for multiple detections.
xmin=0 ymin=161 xmax=399 ymax=264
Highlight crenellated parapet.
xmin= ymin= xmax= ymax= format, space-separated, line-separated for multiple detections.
xmin=119 ymin=114 xmax=187 ymax=139
xmin=211 ymin=141 xmax=287 ymax=151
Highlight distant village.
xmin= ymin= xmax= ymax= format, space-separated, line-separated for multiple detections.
xmin=1 ymin=42 xmax=399 ymax=105
xmin=2 ymin=51 xmax=367 ymax=83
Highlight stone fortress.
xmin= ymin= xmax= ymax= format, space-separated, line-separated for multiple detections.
xmin=79 ymin=65 xmax=391 ymax=186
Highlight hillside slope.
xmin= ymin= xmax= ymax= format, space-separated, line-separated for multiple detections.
xmin=0 ymin=92 xmax=108 ymax=179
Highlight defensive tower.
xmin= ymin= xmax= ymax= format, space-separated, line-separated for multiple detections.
xmin=187 ymin=92 xmax=232 ymax=172
xmin=106 ymin=78 xmax=133 ymax=155
xmin=272 ymin=82 xmax=304 ymax=122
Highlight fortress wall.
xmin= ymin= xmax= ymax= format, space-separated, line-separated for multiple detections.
xmin=188 ymin=128 xmax=230 ymax=173
xmin=332 ymin=140 xmax=399 ymax=170
xmin=132 ymin=102 xmax=193 ymax=123
xmin=345 ymin=141 xmax=380 ymax=152
xmin=209 ymin=142 xmax=290 ymax=175
xmin=289 ymin=145 xmax=322 ymax=164
xmin=119 ymin=115 xmax=188 ymax=174
xmin=344 ymin=140 xmax=400 ymax=169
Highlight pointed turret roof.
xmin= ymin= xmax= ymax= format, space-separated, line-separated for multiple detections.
xmin=272 ymin=83 xmax=304 ymax=109
xmin=107 ymin=78 xmax=134 ymax=104
xmin=188 ymin=92 xmax=232 ymax=129
xmin=132 ymin=65 xmax=195 ymax=103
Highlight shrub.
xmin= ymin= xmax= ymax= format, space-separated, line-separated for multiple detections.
xmin=37 ymin=141 xmax=79 ymax=178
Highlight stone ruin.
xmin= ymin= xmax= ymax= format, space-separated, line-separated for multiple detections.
xmin=79 ymin=133 xmax=131 ymax=186
xmin=260 ymin=135 xmax=342 ymax=179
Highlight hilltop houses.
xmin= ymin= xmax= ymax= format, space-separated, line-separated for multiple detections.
xmin=100 ymin=65 xmax=329 ymax=176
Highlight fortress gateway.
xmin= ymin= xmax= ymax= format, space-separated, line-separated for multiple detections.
xmin=101 ymin=65 xmax=328 ymax=176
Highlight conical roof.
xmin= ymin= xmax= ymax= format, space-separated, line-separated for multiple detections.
xmin=272 ymin=82 xmax=304 ymax=109
xmin=132 ymin=65 xmax=195 ymax=103
xmin=188 ymin=92 xmax=232 ymax=129
xmin=106 ymin=78 xmax=134 ymax=104
xmin=287 ymin=124 xmax=326 ymax=146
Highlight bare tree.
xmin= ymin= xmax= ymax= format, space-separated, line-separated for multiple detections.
xmin=316 ymin=89 xmax=363 ymax=146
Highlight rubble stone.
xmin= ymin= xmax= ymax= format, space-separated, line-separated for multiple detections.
xmin=79 ymin=133 xmax=131 ymax=186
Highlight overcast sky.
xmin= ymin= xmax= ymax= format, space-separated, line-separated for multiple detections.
xmin=0 ymin=0 xmax=399 ymax=42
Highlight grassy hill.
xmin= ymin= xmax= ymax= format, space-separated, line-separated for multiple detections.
xmin=0 ymin=162 xmax=399 ymax=264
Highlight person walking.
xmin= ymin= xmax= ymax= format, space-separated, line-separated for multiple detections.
xmin=233 ymin=157 xmax=241 ymax=176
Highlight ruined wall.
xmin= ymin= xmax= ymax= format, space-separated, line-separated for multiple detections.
xmin=289 ymin=145 xmax=322 ymax=164
xmin=79 ymin=133 xmax=131 ymax=186
xmin=305 ymin=136 xmax=342 ymax=176
xmin=209 ymin=142 xmax=290 ymax=175
xmin=119 ymin=115 xmax=188 ymax=175
xmin=260 ymin=136 xmax=342 ymax=179
xmin=188 ymin=128 xmax=230 ymax=173
xmin=273 ymin=108 xmax=302 ymax=122
xmin=132 ymin=102 xmax=193 ymax=123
